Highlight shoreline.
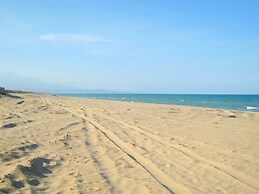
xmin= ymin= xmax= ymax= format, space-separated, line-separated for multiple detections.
xmin=55 ymin=93 xmax=259 ymax=114
xmin=1 ymin=93 xmax=259 ymax=193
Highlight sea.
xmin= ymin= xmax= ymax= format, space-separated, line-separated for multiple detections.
xmin=59 ymin=94 xmax=259 ymax=112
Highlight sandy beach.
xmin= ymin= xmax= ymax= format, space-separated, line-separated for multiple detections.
xmin=0 ymin=93 xmax=259 ymax=194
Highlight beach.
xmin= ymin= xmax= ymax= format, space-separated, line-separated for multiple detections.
xmin=0 ymin=93 xmax=259 ymax=193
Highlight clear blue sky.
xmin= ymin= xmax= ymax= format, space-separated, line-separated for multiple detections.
xmin=0 ymin=0 xmax=259 ymax=93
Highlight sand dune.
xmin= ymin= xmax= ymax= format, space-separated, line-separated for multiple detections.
xmin=0 ymin=93 xmax=259 ymax=193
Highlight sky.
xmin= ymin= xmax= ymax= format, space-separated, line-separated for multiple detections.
xmin=0 ymin=0 xmax=259 ymax=94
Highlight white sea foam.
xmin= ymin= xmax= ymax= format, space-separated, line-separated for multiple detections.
xmin=180 ymin=99 xmax=184 ymax=102
xmin=246 ymin=106 xmax=257 ymax=110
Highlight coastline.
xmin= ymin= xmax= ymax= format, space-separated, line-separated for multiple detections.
xmin=1 ymin=93 xmax=259 ymax=193
xmin=58 ymin=93 xmax=259 ymax=113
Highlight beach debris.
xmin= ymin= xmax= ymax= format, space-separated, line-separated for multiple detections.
xmin=228 ymin=114 xmax=236 ymax=118
xmin=5 ymin=113 xmax=20 ymax=119
xmin=0 ymin=87 xmax=6 ymax=94
xmin=16 ymin=100 xmax=25 ymax=105
xmin=1 ymin=123 xmax=17 ymax=129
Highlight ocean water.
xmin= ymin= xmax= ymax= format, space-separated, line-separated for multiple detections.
xmin=59 ymin=94 xmax=259 ymax=112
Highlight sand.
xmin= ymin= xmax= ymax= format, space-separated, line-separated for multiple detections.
xmin=0 ymin=93 xmax=259 ymax=194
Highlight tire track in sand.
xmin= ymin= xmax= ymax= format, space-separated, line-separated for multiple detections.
xmin=60 ymin=106 xmax=191 ymax=194
xmin=92 ymin=111 xmax=259 ymax=192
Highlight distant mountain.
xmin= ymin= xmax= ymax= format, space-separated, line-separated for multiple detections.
xmin=0 ymin=72 xmax=118 ymax=94
xmin=56 ymin=89 xmax=119 ymax=94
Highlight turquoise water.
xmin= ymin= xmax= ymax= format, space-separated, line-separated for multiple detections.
xmin=59 ymin=94 xmax=259 ymax=112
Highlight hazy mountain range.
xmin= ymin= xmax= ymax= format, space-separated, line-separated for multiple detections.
xmin=0 ymin=72 xmax=118 ymax=94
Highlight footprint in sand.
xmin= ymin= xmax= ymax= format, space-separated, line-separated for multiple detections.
xmin=0 ymin=143 xmax=38 ymax=162
xmin=0 ymin=157 xmax=54 ymax=192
